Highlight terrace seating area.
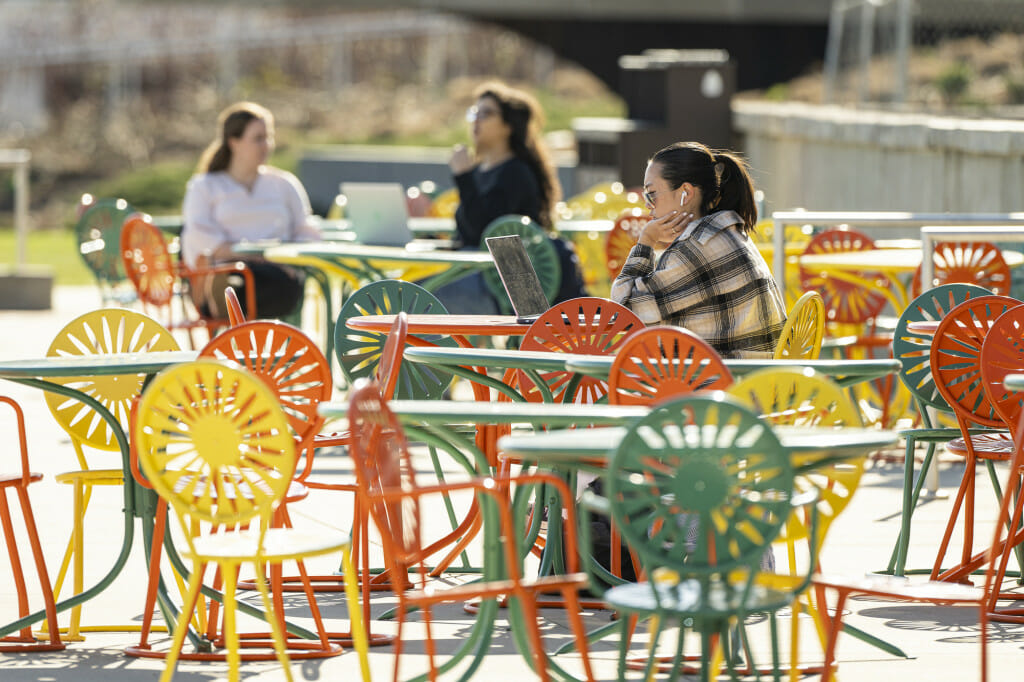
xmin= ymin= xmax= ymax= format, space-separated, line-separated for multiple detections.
xmin=5 ymin=202 xmax=1024 ymax=682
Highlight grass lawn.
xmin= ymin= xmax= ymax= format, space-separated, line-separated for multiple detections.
xmin=0 ymin=229 xmax=94 ymax=286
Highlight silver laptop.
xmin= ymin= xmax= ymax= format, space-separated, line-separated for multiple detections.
xmin=340 ymin=182 xmax=414 ymax=247
xmin=485 ymin=235 xmax=551 ymax=323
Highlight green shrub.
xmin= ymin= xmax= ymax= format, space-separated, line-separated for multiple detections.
xmin=935 ymin=61 xmax=971 ymax=105
xmin=89 ymin=161 xmax=193 ymax=214
xmin=1005 ymin=73 xmax=1024 ymax=104
xmin=763 ymin=83 xmax=790 ymax=101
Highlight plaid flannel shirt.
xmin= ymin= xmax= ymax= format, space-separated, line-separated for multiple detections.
xmin=610 ymin=210 xmax=786 ymax=359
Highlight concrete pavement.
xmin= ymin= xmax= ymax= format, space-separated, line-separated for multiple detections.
xmin=0 ymin=286 xmax=1021 ymax=680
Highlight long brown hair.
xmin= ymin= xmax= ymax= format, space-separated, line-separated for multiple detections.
xmin=475 ymin=81 xmax=561 ymax=228
xmin=649 ymin=141 xmax=758 ymax=236
xmin=196 ymin=101 xmax=274 ymax=174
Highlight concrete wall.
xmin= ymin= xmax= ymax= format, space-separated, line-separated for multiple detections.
xmin=733 ymin=99 xmax=1024 ymax=216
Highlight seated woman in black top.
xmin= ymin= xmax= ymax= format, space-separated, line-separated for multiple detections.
xmin=436 ymin=81 xmax=585 ymax=313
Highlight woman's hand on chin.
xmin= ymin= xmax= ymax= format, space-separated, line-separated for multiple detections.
xmin=637 ymin=210 xmax=694 ymax=248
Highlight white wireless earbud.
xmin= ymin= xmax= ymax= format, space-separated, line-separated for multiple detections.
xmin=680 ymin=190 xmax=688 ymax=205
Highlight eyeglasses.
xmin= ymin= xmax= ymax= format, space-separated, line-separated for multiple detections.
xmin=466 ymin=105 xmax=500 ymax=123
xmin=642 ymin=189 xmax=661 ymax=206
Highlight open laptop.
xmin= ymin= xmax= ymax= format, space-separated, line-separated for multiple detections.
xmin=340 ymin=182 xmax=414 ymax=246
xmin=485 ymin=235 xmax=551 ymax=323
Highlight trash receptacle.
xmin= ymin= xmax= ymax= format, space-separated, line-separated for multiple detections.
xmin=574 ymin=49 xmax=736 ymax=190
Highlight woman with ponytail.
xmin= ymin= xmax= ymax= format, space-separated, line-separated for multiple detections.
xmin=610 ymin=141 xmax=785 ymax=358
xmin=182 ymin=101 xmax=320 ymax=318
xmin=438 ymin=81 xmax=585 ymax=313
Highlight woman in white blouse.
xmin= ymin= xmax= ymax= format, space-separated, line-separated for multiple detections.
xmin=182 ymin=101 xmax=321 ymax=318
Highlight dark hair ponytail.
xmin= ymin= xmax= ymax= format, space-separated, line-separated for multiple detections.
xmin=649 ymin=142 xmax=758 ymax=236
xmin=713 ymin=151 xmax=757 ymax=235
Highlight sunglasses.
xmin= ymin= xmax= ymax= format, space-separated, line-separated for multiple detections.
xmin=642 ymin=189 xmax=662 ymax=206
xmin=465 ymin=105 xmax=500 ymax=123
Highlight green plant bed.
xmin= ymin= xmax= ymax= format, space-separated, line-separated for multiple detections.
xmin=89 ymin=160 xmax=193 ymax=215
xmin=0 ymin=228 xmax=93 ymax=286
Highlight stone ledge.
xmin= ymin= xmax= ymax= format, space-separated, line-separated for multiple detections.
xmin=732 ymin=99 xmax=1024 ymax=154
xmin=0 ymin=265 xmax=53 ymax=310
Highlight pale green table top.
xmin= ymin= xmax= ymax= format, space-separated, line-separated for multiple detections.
xmin=234 ymin=240 xmax=494 ymax=265
xmin=318 ymin=399 xmax=649 ymax=426
xmin=0 ymin=350 xmax=198 ymax=378
xmin=498 ymin=425 xmax=898 ymax=472
xmin=403 ymin=345 xmax=900 ymax=388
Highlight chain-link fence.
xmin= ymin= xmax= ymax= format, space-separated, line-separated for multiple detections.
xmin=823 ymin=0 xmax=1024 ymax=111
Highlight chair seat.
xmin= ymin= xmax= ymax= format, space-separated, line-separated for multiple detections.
xmin=945 ymin=431 xmax=1014 ymax=460
xmin=409 ymin=572 xmax=589 ymax=605
xmin=604 ymin=578 xmax=795 ymax=618
xmin=162 ymin=476 xmax=309 ymax=505
xmin=188 ymin=527 xmax=350 ymax=562
xmin=55 ymin=468 xmax=124 ymax=485
xmin=813 ymin=573 xmax=984 ymax=603
xmin=0 ymin=471 xmax=42 ymax=486
xmin=284 ymin=479 xmax=309 ymax=503
xmin=313 ymin=430 xmax=355 ymax=448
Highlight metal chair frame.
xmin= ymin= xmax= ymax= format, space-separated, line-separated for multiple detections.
xmin=0 ymin=396 xmax=65 ymax=653
xmin=133 ymin=360 xmax=369 ymax=682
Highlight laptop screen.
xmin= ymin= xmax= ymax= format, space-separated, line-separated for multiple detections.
xmin=340 ymin=182 xmax=413 ymax=247
xmin=485 ymin=235 xmax=551 ymax=323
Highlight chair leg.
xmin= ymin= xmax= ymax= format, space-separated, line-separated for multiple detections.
xmin=979 ymin=605 xmax=989 ymax=682
xmin=290 ymin=557 xmax=334 ymax=651
xmin=887 ymin=436 xmax=926 ymax=575
xmin=423 ymin=603 xmax=440 ymax=682
xmin=819 ymin=587 xmax=851 ymax=682
xmin=985 ymin=472 xmax=1024 ymax=619
xmin=510 ymin=589 xmax=550 ymax=682
xmin=896 ymin=441 xmax=938 ymax=575
xmin=0 ymin=488 xmax=64 ymax=651
xmin=160 ymin=563 xmax=205 ymax=682
xmin=68 ymin=479 xmax=86 ymax=640
xmin=931 ymin=454 xmax=976 ymax=582
xmin=561 ymin=588 xmax=596 ymax=682
xmin=392 ymin=607 xmax=406 ymax=682
xmin=769 ymin=612 xmax=783 ymax=682
xmin=250 ymin=561 xmax=294 ymax=682
xmin=616 ymin=615 xmax=630 ymax=682
xmin=42 ymin=479 xmax=89 ymax=641
xmin=20 ymin=488 xmax=64 ymax=649
xmin=135 ymin=503 xmax=167 ymax=650
xmin=340 ymin=546 xmax=372 ymax=682
xmin=0 ymin=492 xmax=31 ymax=642
xmin=221 ymin=565 xmax=242 ymax=682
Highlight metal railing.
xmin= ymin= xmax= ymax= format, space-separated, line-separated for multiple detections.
xmin=920 ymin=225 xmax=1024 ymax=290
xmin=771 ymin=210 xmax=1024 ymax=300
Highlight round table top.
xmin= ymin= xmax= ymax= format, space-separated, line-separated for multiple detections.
xmin=0 ymin=350 xmax=198 ymax=378
xmin=236 ymin=241 xmax=494 ymax=264
xmin=498 ymin=425 xmax=898 ymax=471
xmin=564 ymin=355 xmax=901 ymax=380
xmin=404 ymin=346 xmax=574 ymax=371
xmin=318 ymin=399 xmax=649 ymax=425
xmin=800 ymin=247 xmax=1024 ymax=272
xmin=798 ymin=248 xmax=926 ymax=272
xmin=347 ymin=314 xmax=532 ymax=337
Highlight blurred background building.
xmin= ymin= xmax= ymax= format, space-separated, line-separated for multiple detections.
xmin=3 ymin=0 xmax=1024 ymax=231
